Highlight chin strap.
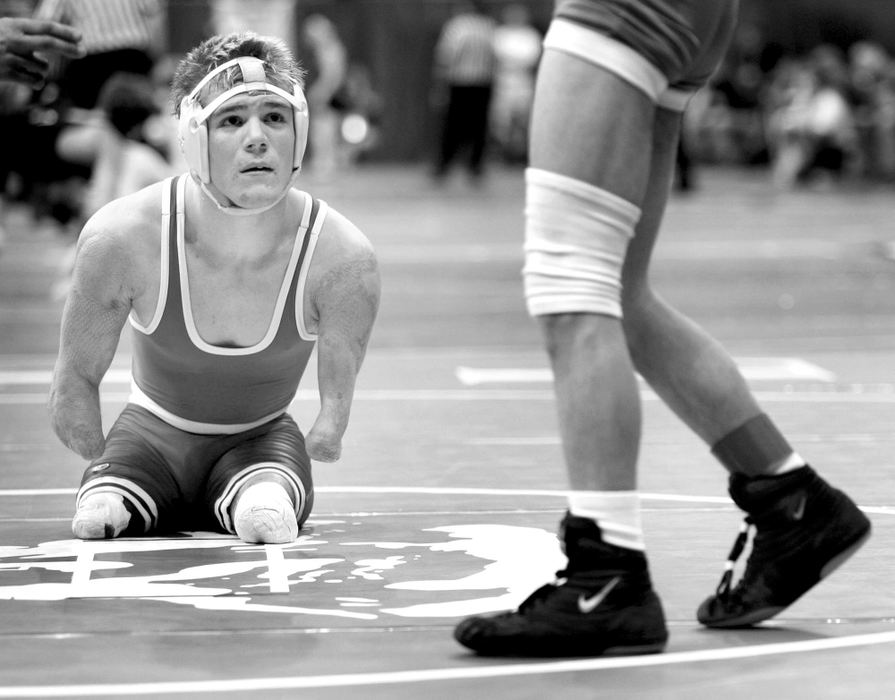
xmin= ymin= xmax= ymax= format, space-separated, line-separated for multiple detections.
xmin=197 ymin=168 xmax=300 ymax=216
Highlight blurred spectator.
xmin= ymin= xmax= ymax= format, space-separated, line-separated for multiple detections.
xmin=677 ymin=23 xmax=774 ymax=189
xmin=210 ymin=0 xmax=297 ymax=51
xmin=688 ymin=22 xmax=777 ymax=166
xmin=431 ymin=0 xmax=496 ymax=182
xmin=334 ymin=62 xmax=384 ymax=164
xmin=0 ymin=0 xmax=83 ymax=252
xmin=33 ymin=0 xmax=163 ymax=113
xmin=683 ymin=29 xmax=895 ymax=188
xmin=490 ymin=3 xmax=541 ymax=163
xmin=0 ymin=0 xmax=84 ymax=239
xmin=34 ymin=0 xmax=164 ymax=168
xmin=765 ymin=49 xmax=857 ymax=189
xmin=81 ymin=71 xmax=172 ymax=220
xmin=0 ymin=11 xmax=82 ymax=86
xmin=52 ymin=71 xmax=173 ymax=300
xmin=301 ymin=13 xmax=349 ymax=178
xmin=0 ymin=75 xmax=30 ymax=253
xmin=11 ymin=0 xmax=165 ymax=229
xmin=142 ymin=53 xmax=189 ymax=173
xmin=848 ymin=41 xmax=895 ymax=181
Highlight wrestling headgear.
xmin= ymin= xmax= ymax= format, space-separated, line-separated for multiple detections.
xmin=178 ymin=56 xmax=309 ymax=206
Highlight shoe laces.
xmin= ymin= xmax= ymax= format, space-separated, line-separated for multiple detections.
xmin=714 ymin=518 xmax=753 ymax=598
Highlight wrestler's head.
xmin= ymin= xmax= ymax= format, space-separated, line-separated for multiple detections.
xmin=172 ymin=33 xmax=308 ymax=214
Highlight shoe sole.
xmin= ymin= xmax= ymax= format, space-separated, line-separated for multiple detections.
xmin=702 ymin=526 xmax=871 ymax=629
xmin=455 ymin=616 xmax=669 ymax=657
xmin=460 ymin=638 xmax=668 ymax=658
xmin=600 ymin=640 xmax=668 ymax=656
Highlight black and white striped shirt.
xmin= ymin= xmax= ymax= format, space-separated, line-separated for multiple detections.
xmin=434 ymin=12 xmax=497 ymax=86
xmin=35 ymin=0 xmax=163 ymax=54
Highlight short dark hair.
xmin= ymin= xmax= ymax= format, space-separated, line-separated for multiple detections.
xmin=171 ymin=32 xmax=305 ymax=117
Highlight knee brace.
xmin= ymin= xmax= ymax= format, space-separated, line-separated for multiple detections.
xmin=523 ymin=168 xmax=641 ymax=318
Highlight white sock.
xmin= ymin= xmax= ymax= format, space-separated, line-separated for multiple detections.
xmin=771 ymin=452 xmax=807 ymax=475
xmin=568 ymin=490 xmax=645 ymax=551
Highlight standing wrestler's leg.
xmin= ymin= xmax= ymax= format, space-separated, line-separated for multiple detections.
xmin=622 ymin=105 xmax=871 ymax=628
xmin=526 ymin=45 xmax=653 ymax=497
xmin=621 ymin=106 xmax=767 ymax=450
xmin=454 ymin=28 xmax=670 ymax=657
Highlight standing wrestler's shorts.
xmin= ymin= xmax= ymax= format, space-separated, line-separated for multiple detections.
xmin=552 ymin=0 xmax=739 ymax=101
xmin=76 ymin=405 xmax=314 ymax=535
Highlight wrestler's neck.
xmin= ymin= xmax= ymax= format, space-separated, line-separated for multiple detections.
xmin=185 ymin=177 xmax=299 ymax=258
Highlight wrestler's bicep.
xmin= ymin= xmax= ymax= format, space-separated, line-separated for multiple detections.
xmin=58 ymin=230 xmax=134 ymax=383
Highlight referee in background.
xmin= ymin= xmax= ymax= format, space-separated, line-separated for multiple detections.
xmin=431 ymin=0 xmax=496 ymax=182
xmin=34 ymin=0 xmax=164 ymax=111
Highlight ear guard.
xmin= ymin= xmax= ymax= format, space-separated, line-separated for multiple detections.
xmin=178 ymin=56 xmax=309 ymax=183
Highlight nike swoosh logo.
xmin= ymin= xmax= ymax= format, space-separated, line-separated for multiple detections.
xmin=792 ymin=494 xmax=807 ymax=521
xmin=577 ymin=576 xmax=621 ymax=614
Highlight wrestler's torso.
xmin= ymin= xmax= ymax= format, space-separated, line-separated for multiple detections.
xmin=126 ymin=175 xmax=325 ymax=431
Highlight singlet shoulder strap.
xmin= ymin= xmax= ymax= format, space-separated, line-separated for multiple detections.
xmin=161 ymin=175 xmax=176 ymax=217
xmin=129 ymin=177 xmax=179 ymax=333
xmin=293 ymin=195 xmax=328 ymax=341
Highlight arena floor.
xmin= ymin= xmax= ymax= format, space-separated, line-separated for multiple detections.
xmin=1 ymin=164 xmax=894 ymax=698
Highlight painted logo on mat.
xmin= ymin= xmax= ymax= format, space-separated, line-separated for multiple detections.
xmin=0 ymin=520 xmax=565 ymax=620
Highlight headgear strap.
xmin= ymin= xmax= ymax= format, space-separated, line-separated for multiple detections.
xmin=178 ymin=56 xmax=309 ymax=215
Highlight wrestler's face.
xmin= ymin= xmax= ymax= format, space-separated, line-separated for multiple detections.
xmin=206 ymin=91 xmax=295 ymax=209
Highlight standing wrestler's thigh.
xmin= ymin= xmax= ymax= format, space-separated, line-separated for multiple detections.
xmin=204 ymin=414 xmax=315 ymax=533
xmin=529 ymin=47 xmax=655 ymax=201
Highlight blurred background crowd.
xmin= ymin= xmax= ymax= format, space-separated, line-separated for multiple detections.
xmin=2 ymin=0 xmax=895 ymax=248
xmin=686 ymin=21 xmax=895 ymax=191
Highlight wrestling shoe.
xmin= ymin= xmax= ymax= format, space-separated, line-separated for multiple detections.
xmin=72 ymin=492 xmax=131 ymax=539
xmin=233 ymin=482 xmax=299 ymax=544
xmin=698 ymin=466 xmax=871 ymax=628
xmin=454 ymin=514 xmax=668 ymax=656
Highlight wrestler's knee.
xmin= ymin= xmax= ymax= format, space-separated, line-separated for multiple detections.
xmin=523 ymin=168 xmax=640 ymax=319
xmin=214 ymin=463 xmax=314 ymax=543
xmin=234 ymin=469 xmax=314 ymax=527
xmin=72 ymin=474 xmax=155 ymax=539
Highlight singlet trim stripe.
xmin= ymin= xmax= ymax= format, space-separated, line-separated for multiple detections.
xmin=127 ymin=381 xmax=288 ymax=435
xmin=296 ymin=198 xmax=327 ymax=341
xmin=129 ymin=177 xmax=175 ymax=334
xmin=77 ymin=476 xmax=158 ymax=532
xmin=178 ymin=183 xmax=313 ymax=356
xmin=543 ymin=18 xmax=668 ymax=101
xmin=658 ymin=86 xmax=694 ymax=112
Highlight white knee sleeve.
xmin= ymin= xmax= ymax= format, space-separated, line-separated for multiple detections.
xmin=523 ymin=168 xmax=641 ymax=317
